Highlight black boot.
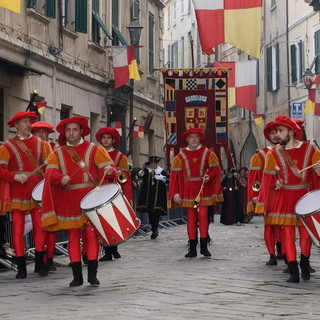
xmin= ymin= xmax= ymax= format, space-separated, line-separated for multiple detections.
xmin=99 ymin=247 xmax=113 ymax=261
xmin=15 ymin=256 xmax=27 ymax=279
xmin=276 ymin=242 xmax=283 ymax=259
xmin=150 ymin=230 xmax=159 ymax=240
xmin=287 ymin=261 xmax=300 ymax=283
xmin=185 ymin=239 xmax=197 ymax=258
xmin=112 ymin=246 xmax=121 ymax=259
xmin=87 ymin=260 xmax=100 ymax=286
xmin=46 ymin=257 xmax=57 ymax=272
xmin=35 ymin=251 xmax=48 ymax=277
xmin=266 ymin=254 xmax=277 ymax=266
xmin=200 ymin=238 xmax=211 ymax=257
xmin=82 ymin=253 xmax=88 ymax=265
xmin=282 ymin=254 xmax=290 ymax=273
xmin=300 ymin=255 xmax=311 ymax=281
xmin=69 ymin=262 xmax=83 ymax=287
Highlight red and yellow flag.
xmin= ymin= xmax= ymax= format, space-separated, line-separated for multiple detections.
xmin=193 ymin=0 xmax=262 ymax=58
xmin=0 ymin=0 xmax=21 ymax=14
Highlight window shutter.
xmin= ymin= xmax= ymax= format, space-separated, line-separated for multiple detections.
xmin=315 ymin=30 xmax=320 ymax=74
xmin=27 ymin=0 xmax=37 ymax=8
xmin=291 ymin=44 xmax=297 ymax=84
xmin=266 ymin=46 xmax=272 ymax=92
xmin=46 ymin=0 xmax=56 ymax=18
xmin=75 ymin=0 xmax=88 ymax=33
xmin=298 ymin=41 xmax=304 ymax=82
xmin=275 ymin=43 xmax=280 ymax=90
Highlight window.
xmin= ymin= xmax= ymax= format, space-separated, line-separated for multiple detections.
xmin=290 ymin=39 xmax=304 ymax=84
xmin=271 ymin=0 xmax=276 ymax=9
xmin=92 ymin=4 xmax=112 ymax=45
xmin=62 ymin=0 xmax=75 ymax=30
xmin=112 ymin=0 xmax=119 ymax=45
xmin=27 ymin=0 xmax=56 ymax=18
xmin=60 ymin=105 xmax=72 ymax=120
xmin=172 ymin=41 xmax=178 ymax=68
xmin=173 ymin=1 xmax=176 ymax=25
xmin=314 ymin=28 xmax=320 ymax=74
xmin=131 ymin=0 xmax=140 ymax=20
xmin=167 ymin=45 xmax=171 ymax=68
xmin=167 ymin=5 xmax=171 ymax=29
xmin=181 ymin=36 xmax=185 ymax=68
xmin=75 ymin=0 xmax=88 ymax=33
xmin=148 ymin=13 xmax=155 ymax=74
xmin=181 ymin=0 xmax=184 ymax=19
xmin=266 ymin=43 xmax=279 ymax=92
xmin=196 ymin=35 xmax=201 ymax=67
xmin=188 ymin=0 xmax=191 ymax=14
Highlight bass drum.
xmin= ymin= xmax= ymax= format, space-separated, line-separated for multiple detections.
xmin=80 ymin=183 xmax=140 ymax=246
xmin=32 ymin=179 xmax=44 ymax=206
xmin=295 ymin=189 xmax=320 ymax=247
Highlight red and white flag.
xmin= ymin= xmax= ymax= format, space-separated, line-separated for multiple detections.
xmin=110 ymin=121 xmax=122 ymax=136
xmin=36 ymin=101 xmax=47 ymax=115
xmin=193 ymin=0 xmax=262 ymax=58
xmin=112 ymin=46 xmax=140 ymax=89
xmin=305 ymin=89 xmax=320 ymax=116
xmin=132 ymin=124 xmax=144 ymax=139
xmin=214 ymin=60 xmax=257 ymax=113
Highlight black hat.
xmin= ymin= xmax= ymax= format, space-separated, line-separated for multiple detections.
xmin=145 ymin=156 xmax=161 ymax=165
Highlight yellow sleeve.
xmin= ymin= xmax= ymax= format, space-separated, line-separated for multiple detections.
xmin=249 ymin=153 xmax=263 ymax=170
xmin=118 ymin=154 xmax=129 ymax=171
xmin=41 ymin=141 xmax=53 ymax=163
xmin=94 ymin=146 xmax=115 ymax=168
xmin=0 ymin=145 xmax=10 ymax=165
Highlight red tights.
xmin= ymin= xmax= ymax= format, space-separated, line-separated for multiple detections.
xmin=67 ymin=222 xmax=99 ymax=262
xmin=186 ymin=207 xmax=209 ymax=240
xmin=282 ymin=225 xmax=312 ymax=262
xmin=12 ymin=208 xmax=46 ymax=257
xmin=264 ymin=224 xmax=282 ymax=255
xmin=46 ymin=232 xmax=57 ymax=259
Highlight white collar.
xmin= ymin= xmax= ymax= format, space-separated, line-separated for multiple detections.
xmin=186 ymin=144 xmax=202 ymax=151
xmin=106 ymin=147 xmax=114 ymax=152
xmin=284 ymin=140 xmax=303 ymax=150
xmin=148 ymin=166 xmax=163 ymax=174
xmin=17 ymin=133 xmax=32 ymax=140
xmin=67 ymin=137 xmax=84 ymax=146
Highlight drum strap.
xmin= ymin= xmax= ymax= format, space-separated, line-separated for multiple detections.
xmin=278 ymin=146 xmax=302 ymax=180
xmin=12 ymin=137 xmax=44 ymax=177
xmin=64 ymin=146 xmax=97 ymax=185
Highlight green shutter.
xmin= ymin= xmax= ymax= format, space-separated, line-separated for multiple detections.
xmin=266 ymin=46 xmax=272 ymax=92
xmin=27 ymin=0 xmax=37 ymax=8
xmin=291 ymin=44 xmax=297 ymax=84
xmin=75 ymin=0 xmax=88 ymax=33
xmin=275 ymin=43 xmax=279 ymax=90
xmin=92 ymin=11 xmax=112 ymax=39
xmin=149 ymin=13 xmax=154 ymax=74
xmin=298 ymin=41 xmax=304 ymax=82
xmin=46 ymin=0 xmax=56 ymax=18
xmin=112 ymin=25 xmax=129 ymax=45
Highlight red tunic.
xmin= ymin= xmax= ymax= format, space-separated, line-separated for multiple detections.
xmin=41 ymin=140 xmax=116 ymax=231
xmin=258 ymin=142 xmax=320 ymax=226
xmin=168 ymin=146 xmax=223 ymax=208
xmin=0 ymin=135 xmax=52 ymax=214
xmin=108 ymin=149 xmax=133 ymax=202
xmin=247 ymin=147 xmax=269 ymax=214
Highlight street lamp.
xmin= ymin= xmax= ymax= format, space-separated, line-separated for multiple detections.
xmin=127 ymin=17 xmax=142 ymax=158
xmin=303 ymin=68 xmax=313 ymax=89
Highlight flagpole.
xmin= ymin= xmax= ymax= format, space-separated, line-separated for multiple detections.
xmin=189 ymin=35 xmax=195 ymax=69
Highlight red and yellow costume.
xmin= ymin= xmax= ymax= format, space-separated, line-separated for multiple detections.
xmin=258 ymin=116 xmax=320 ymax=270
xmin=168 ymin=129 xmax=223 ymax=241
xmin=0 ymin=111 xmax=51 ymax=278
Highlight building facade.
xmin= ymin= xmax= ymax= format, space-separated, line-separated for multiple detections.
xmin=0 ymin=0 xmax=165 ymax=167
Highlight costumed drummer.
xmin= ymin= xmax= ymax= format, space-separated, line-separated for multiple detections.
xmin=41 ymin=116 xmax=116 ymax=287
xmin=0 ymin=111 xmax=52 ymax=279
xmin=95 ymin=127 xmax=133 ymax=261
xmin=31 ymin=121 xmax=57 ymax=272
xmin=257 ymin=115 xmax=320 ymax=283
xmin=248 ymin=121 xmax=283 ymax=266
xmin=168 ymin=128 xmax=223 ymax=258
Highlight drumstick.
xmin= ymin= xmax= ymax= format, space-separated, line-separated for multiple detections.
xmin=27 ymin=162 xmax=47 ymax=176
xmin=69 ymin=166 xmax=82 ymax=178
xmin=299 ymin=162 xmax=318 ymax=174
xmin=97 ymin=170 xmax=108 ymax=189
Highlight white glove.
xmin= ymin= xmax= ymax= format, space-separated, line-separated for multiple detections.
xmin=154 ymin=174 xmax=166 ymax=182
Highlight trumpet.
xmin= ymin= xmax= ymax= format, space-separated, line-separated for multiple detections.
xmin=191 ymin=169 xmax=208 ymax=210
xmin=117 ymin=171 xmax=127 ymax=184
xmin=252 ymin=181 xmax=261 ymax=192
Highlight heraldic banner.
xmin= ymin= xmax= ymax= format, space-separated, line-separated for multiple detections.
xmin=162 ymin=68 xmax=233 ymax=169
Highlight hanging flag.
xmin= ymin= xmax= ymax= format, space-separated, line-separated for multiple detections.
xmin=214 ymin=60 xmax=257 ymax=113
xmin=112 ymin=46 xmax=140 ymax=89
xmin=110 ymin=121 xmax=122 ymax=136
xmin=254 ymin=116 xmax=264 ymax=127
xmin=36 ymin=101 xmax=47 ymax=115
xmin=193 ymin=0 xmax=262 ymax=58
xmin=304 ymin=89 xmax=320 ymax=115
xmin=132 ymin=124 xmax=144 ymax=139
xmin=0 ymin=0 xmax=21 ymax=14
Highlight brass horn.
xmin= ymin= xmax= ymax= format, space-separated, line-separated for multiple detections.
xmin=252 ymin=181 xmax=261 ymax=192
xmin=191 ymin=169 xmax=209 ymax=210
xmin=117 ymin=171 xmax=127 ymax=184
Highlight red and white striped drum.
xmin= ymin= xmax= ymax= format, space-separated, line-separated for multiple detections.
xmin=295 ymin=189 xmax=320 ymax=247
xmin=80 ymin=183 xmax=140 ymax=246
xmin=32 ymin=179 xmax=44 ymax=206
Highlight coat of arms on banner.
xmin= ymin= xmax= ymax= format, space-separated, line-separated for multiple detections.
xmin=185 ymin=107 xmax=207 ymax=131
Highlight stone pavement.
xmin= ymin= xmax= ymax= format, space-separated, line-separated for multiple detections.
xmin=1 ymin=215 xmax=320 ymax=320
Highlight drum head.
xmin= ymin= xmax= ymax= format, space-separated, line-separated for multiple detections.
xmin=32 ymin=180 xmax=44 ymax=202
xmin=295 ymin=189 xmax=320 ymax=216
xmin=80 ymin=183 xmax=120 ymax=210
